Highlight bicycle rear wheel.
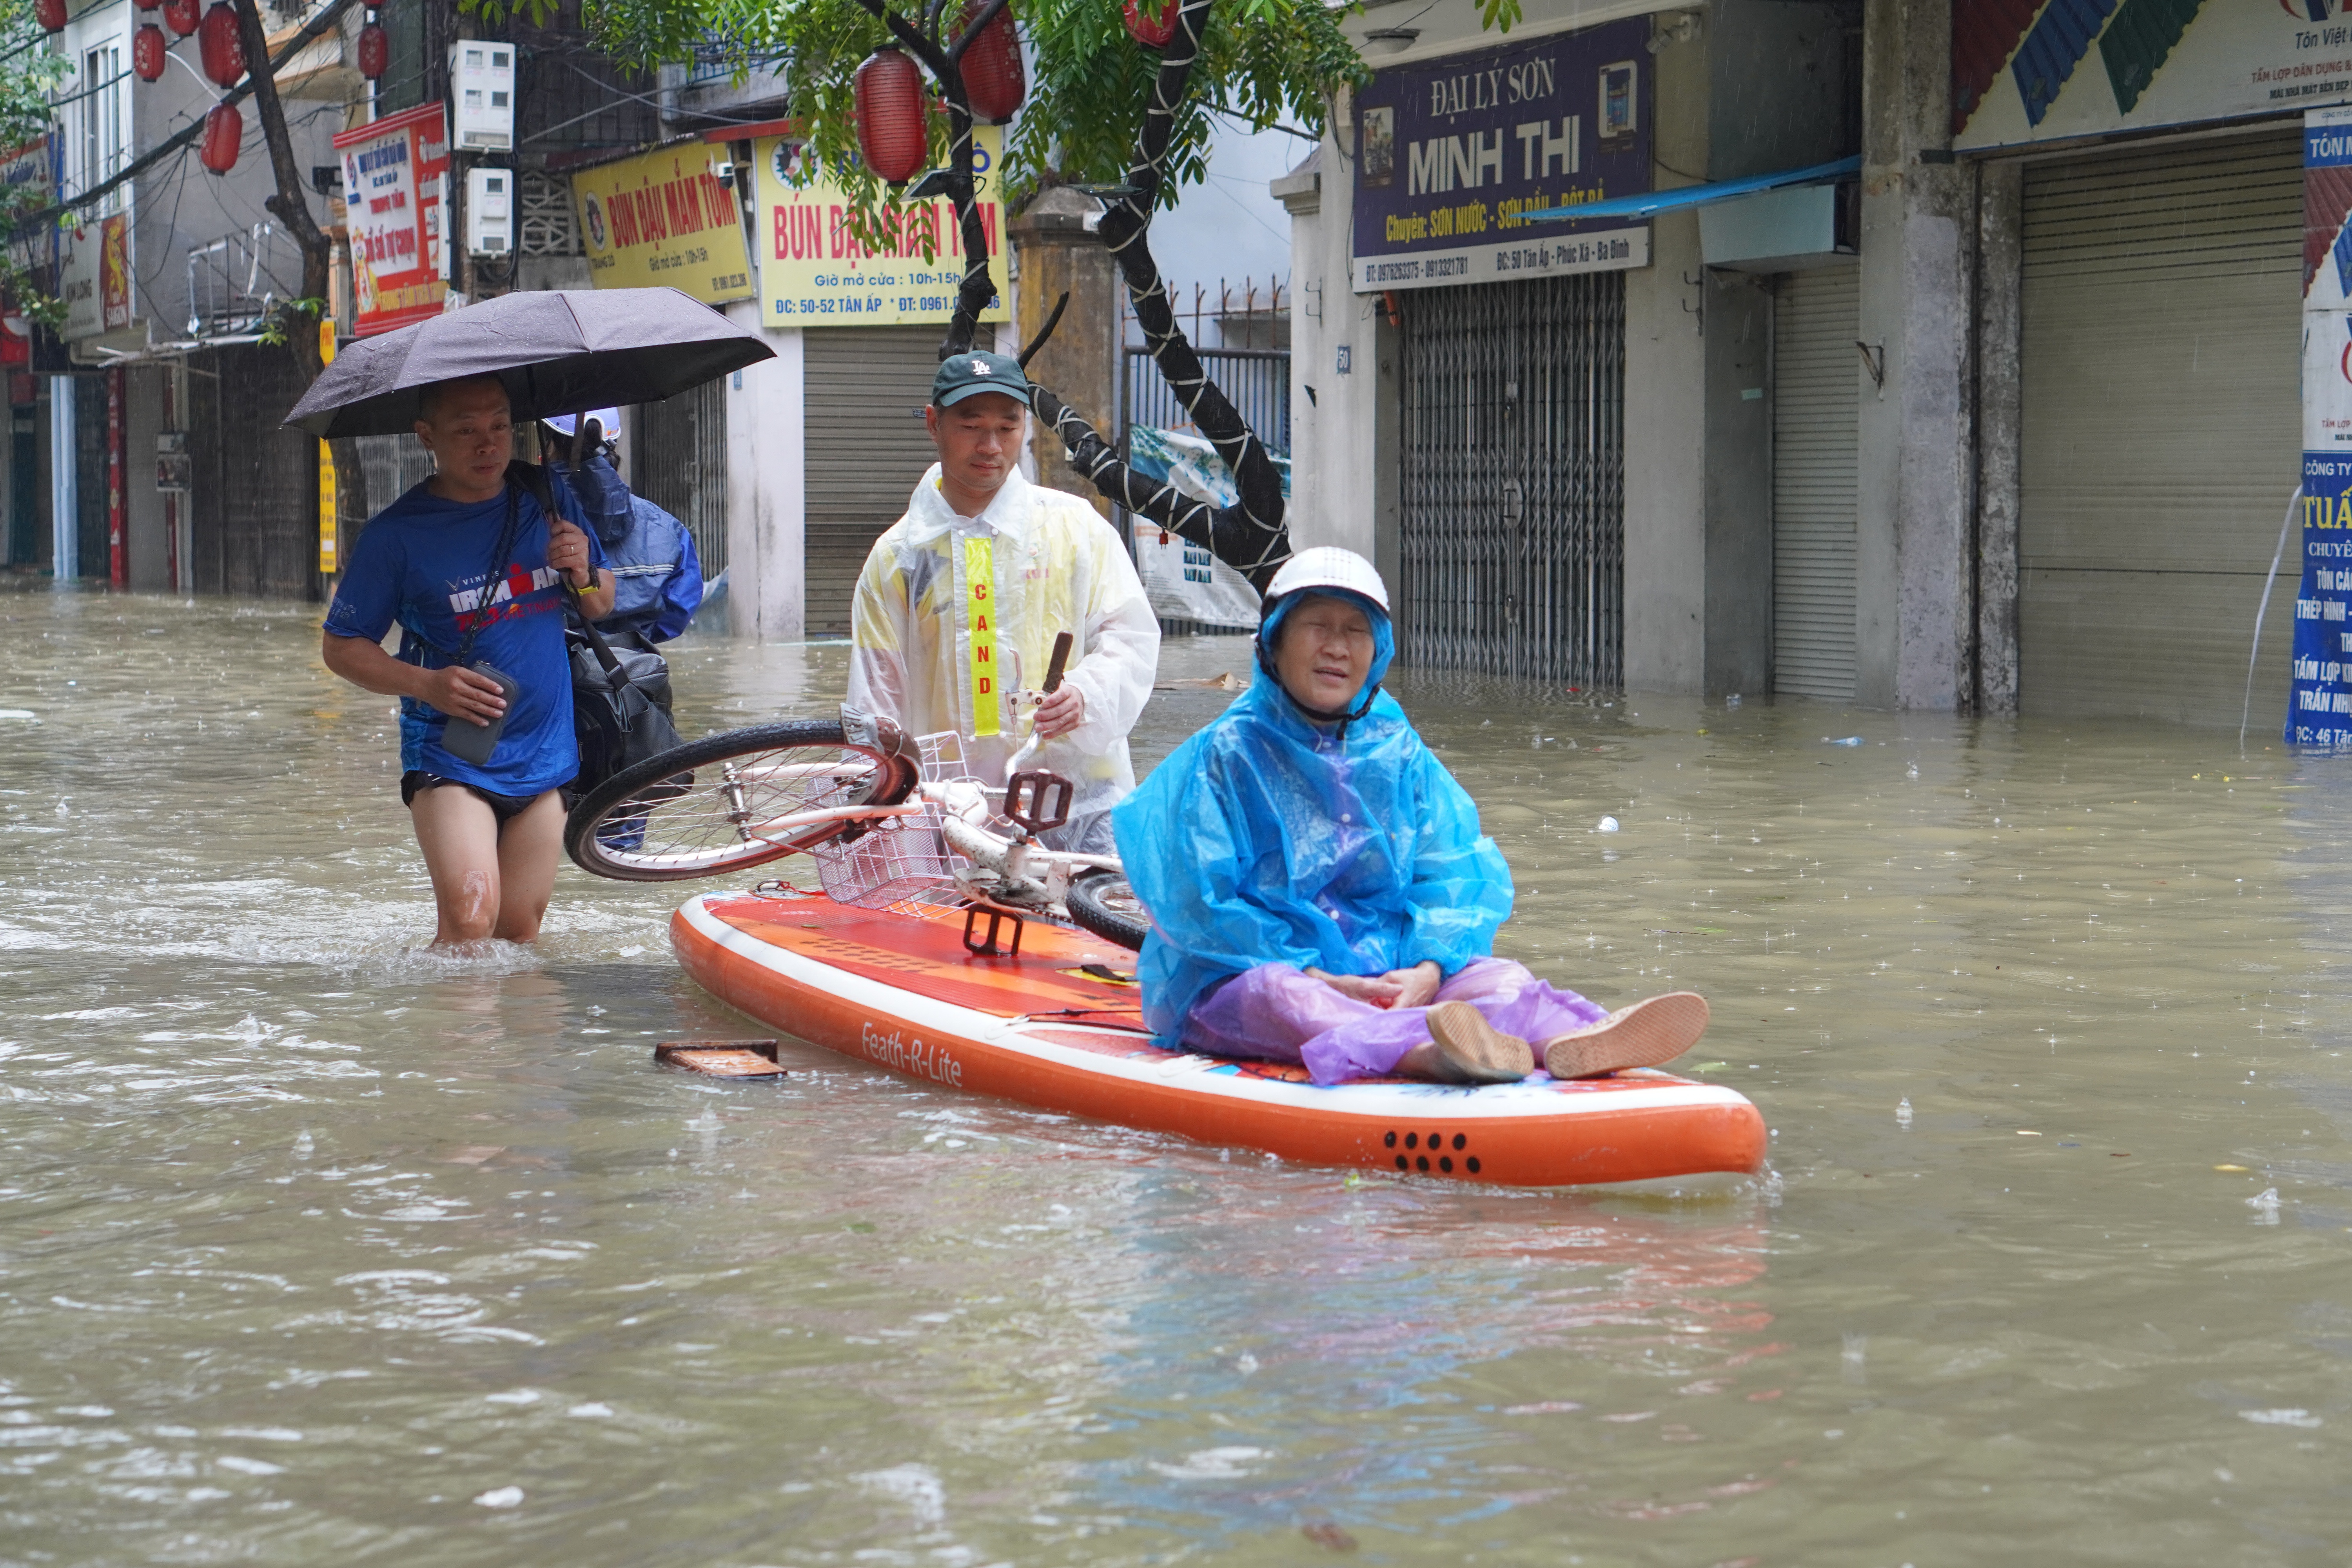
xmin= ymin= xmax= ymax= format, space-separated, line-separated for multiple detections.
xmin=564 ymin=720 xmax=916 ymax=882
xmin=1065 ymin=869 xmax=1149 ymax=951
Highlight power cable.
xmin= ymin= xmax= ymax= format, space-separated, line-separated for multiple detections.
xmin=20 ymin=0 xmax=357 ymax=226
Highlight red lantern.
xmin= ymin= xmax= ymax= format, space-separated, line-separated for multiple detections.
xmin=136 ymin=0 xmax=161 ymax=10
xmin=132 ymin=24 xmax=167 ymax=82
xmin=356 ymin=18 xmax=387 ymax=80
xmin=33 ymin=0 xmax=65 ymax=32
xmin=1123 ymin=0 xmax=1177 ymax=49
xmin=197 ymin=1 xmax=244 ymax=87
xmin=853 ymin=47 xmax=927 ymax=185
xmin=200 ymin=102 xmax=241 ymax=174
xmin=163 ymin=0 xmax=200 ymax=37
xmin=960 ymin=1 xmax=1024 ymax=124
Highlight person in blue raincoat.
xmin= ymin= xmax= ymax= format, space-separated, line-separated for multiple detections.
xmin=1112 ymin=548 xmax=1711 ymax=1086
xmin=543 ymin=410 xmax=703 ymax=647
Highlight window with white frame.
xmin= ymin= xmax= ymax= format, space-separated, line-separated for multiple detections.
xmin=75 ymin=42 xmax=127 ymax=212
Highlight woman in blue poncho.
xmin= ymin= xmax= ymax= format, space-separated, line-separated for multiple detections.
xmin=1112 ymin=548 xmax=1709 ymax=1085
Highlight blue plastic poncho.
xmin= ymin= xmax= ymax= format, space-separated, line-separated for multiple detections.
xmin=1112 ymin=592 xmax=1515 ymax=1043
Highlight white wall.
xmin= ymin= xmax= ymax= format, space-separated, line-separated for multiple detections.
xmin=723 ymin=300 xmax=806 ymax=642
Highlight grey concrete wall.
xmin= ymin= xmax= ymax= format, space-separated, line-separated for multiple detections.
xmin=1857 ymin=0 xmax=1976 ymax=711
xmin=1974 ymin=159 xmax=2021 ymax=715
xmin=1622 ymin=14 xmax=1711 ymax=692
xmin=1624 ymin=206 xmax=1708 ymax=691
xmin=1709 ymin=1 xmax=1854 ymax=180
xmin=125 ymin=363 xmax=167 ymax=592
xmin=1703 ymin=268 xmax=1774 ymax=696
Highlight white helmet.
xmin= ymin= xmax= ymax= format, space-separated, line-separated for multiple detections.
xmin=544 ymin=407 xmax=622 ymax=445
xmin=1262 ymin=546 xmax=1390 ymax=613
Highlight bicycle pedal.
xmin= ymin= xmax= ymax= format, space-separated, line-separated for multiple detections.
xmin=964 ymin=904 xmax=1025 ymax=958
xmin=1004 ymin=769 xmax=1074 ymax=835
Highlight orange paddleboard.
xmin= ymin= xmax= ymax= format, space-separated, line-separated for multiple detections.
xmin=673 ymin=889 xmax=1768 ymax=1187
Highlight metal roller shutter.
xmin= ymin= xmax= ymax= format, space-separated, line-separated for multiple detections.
xmin=1398 ymin=274 xmax=1626 ymax=686
xmin=1771 ymin=262 xmax=1860 ymax=701
xmin=2018 ymin=130 xmax=2301 ymax=724
xmin=803 ymin=326 xmax=946 ymax=635
xmin=635 ymin=378 xmax=729 ymax=580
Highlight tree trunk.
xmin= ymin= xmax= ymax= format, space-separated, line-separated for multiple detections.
xmin=232 ymin=0 xmax=366 ymax=553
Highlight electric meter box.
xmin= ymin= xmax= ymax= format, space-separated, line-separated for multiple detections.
xmin=465 ymin=166 xmax=514 ymax=257
xmin=449 ymin=41 xmax=515 ymax=151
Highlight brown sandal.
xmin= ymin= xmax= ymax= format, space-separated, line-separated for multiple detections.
xmin=1537 ymin=993 xmax=1710 ymax=1079
xmin=1421 ymin=1001 xmax=1535 ymax=1084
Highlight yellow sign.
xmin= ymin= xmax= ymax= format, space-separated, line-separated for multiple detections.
xmin=753 ymin=130 xmax=1009 ymax=327
xmin=572 ymin=143 xmax=754 ymax=304
xmin=318 ymin=321 xmax=338 ymax=575
xmin=964 ymin=535 xmax=999 ymax=737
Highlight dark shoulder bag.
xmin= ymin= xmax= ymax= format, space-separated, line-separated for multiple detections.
xmin=504 ymin=461 xmax=684 ymax=802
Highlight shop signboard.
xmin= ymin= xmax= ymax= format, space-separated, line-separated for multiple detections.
xmin=0 ymin=135 xmax=51 ymax=212
xmin=58 ymin=212 xmax=130 ymax=341
xmin=572 ymin=142 xmax=754 ymax=304
xmin=751 ymin=127 xmax=1009 ymax=326
xmin=0 ymin=136 xmax=53 ymax=277
xmin=1958 ymin=0 xmax=2352 ymax=151
xmin=333 ymin=103 xmax=449 ymax=336
xmin=1349 ymin=19 xmax=1650 ymax=294
xmin=2296 ymin=105 xmax=2352 ymax=744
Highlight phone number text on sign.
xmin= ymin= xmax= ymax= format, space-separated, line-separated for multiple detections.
xmin=754 ymin=129 xmax=1010 ymax=328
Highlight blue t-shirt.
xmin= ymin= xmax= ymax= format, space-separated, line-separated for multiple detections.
xmin=323 ymin=477 xmax=606 ymax=797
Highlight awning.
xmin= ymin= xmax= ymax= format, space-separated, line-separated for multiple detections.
xmin=1522 ymin=155 xmax=1860 ymax=225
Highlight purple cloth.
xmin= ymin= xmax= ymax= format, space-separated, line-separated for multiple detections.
xmin=1181 ymin=958 xmax=1608 ymax=1085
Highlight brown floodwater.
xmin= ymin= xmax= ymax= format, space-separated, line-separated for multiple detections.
xmin=4 ymin=579 xmax=2350 ymax=1565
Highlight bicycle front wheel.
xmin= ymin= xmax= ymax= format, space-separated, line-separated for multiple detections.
xmin=564 ymin=720 xmax=916 ymax=883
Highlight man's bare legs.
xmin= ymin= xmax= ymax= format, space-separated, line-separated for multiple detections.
xmin=409 ymin=786 xmax=565 ymax=946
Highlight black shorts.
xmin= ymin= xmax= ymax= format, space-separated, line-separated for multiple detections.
xmin=400 ymin=771 xmax=547 ymax=825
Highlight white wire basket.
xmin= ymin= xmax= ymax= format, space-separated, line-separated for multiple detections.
xmin=805 ymin=731 xmax=975 ymax=916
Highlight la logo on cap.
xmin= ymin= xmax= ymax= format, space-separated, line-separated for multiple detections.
xmin=970 ymin=358 xmax=990 ymax=375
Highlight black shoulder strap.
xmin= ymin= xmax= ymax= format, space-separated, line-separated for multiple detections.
xmin=510 ymin=458 xmax=631 ymax=688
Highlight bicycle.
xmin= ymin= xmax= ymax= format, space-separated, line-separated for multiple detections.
xmin=563 ymin=708 xmax=1150 ymax=951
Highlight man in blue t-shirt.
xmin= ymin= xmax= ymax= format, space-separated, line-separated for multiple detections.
xmin=320 ymin=374 xmax=615 ymax=947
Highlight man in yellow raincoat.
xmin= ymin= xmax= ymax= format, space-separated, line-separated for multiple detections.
xmin=846 ymin=351 xmax=1160 ymax=851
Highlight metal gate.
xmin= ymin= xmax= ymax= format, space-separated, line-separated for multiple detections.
xmin=1121 ymin=345 xmax=1291 ymax=454
xmin=1398 ymin=274 xmax=1624 ymax=685
xmin=635 ymin=377 xmax=729 ymax=579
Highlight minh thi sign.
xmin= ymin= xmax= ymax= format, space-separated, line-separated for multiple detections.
xmin=751 ymin=127 xmax=1009 ymax=327
xmin=1350 ymin=18 xmax=1651 ymax=293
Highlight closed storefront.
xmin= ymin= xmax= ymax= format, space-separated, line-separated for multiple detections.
xmin=635 ymin=378 xmax=730 ymax=586
xmin=1771 ymin=261 xmax=1861 ymax=702
xmin=2016 ymin=131 xmax=2299 ymax=724
xmin=1397 ymin=274 xmax=1627 ymax=686
xmin=801 ymin=325 xmax=945 ymax=635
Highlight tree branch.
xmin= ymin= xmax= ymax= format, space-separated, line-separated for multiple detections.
xmin=1067 ymin=0 xmax=1289 ymax=580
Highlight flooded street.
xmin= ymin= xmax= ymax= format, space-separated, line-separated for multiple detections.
xmin=9 ymin=579 xmax=2352 ymax=1565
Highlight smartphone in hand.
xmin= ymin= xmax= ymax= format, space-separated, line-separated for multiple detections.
xmin=439 ymin=662 xmax=521 ymax=765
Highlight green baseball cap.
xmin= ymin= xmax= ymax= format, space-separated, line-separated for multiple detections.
xmin=931 ymin=349 xmax=1032 ymax=410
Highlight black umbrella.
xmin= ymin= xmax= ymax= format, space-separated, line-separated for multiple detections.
xmin=282 ymin=287 xmax=775 ymax=438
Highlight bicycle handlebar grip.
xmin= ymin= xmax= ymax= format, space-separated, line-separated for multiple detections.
xmin=1042 ymin=632 xmax=1073 ymax=694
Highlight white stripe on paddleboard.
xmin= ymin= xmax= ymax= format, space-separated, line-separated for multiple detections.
xmin=679 ymin=895 xmax=1755 ymax=1123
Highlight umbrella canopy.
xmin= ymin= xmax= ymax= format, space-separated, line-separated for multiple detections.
xmin=283 ymin=288 xmax=775 ymax=439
